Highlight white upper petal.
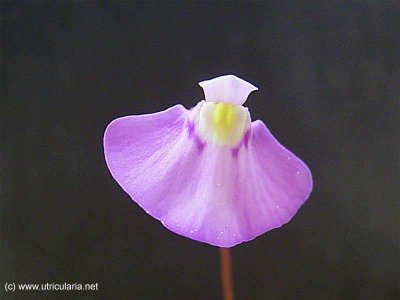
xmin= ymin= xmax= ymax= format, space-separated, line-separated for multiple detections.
xmin=198 ymin=75 xmax=258 ymax=106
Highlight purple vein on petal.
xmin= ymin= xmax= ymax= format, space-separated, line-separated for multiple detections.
xmin=231 ymin=129 xmax=252 ymax=158
xmin=187 ymin=121 xmax=205 ymax=152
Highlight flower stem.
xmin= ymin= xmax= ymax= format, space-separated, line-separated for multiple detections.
xmin=219 ymin=247 xmax=235 ymax=300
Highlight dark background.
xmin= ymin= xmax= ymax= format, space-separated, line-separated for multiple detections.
xmin=1 ymin=1 xmax=399 ymax=299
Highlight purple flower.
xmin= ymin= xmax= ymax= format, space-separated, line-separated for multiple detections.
xmin=104 ymin=75 xmax=313 ymax=247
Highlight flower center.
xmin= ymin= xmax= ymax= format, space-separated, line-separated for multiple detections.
xmin=213 ymin=103 xmax=236 ymax=141
xmin=193 ymin=101 xmax=251 ymax=147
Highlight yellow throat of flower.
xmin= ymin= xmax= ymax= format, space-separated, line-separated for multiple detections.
xmin=195 ymin=101 xmax=250 ymax=147
xmin=213 ymin=103 xmax=236 ymax=142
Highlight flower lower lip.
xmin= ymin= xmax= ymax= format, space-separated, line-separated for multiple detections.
xmin=104 ymin=106 xmax=312 ymax=247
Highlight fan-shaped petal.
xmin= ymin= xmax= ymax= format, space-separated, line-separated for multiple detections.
xmin=104 ymin=105 xmax=312 ymax=247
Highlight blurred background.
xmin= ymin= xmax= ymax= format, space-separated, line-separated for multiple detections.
xmin=1 ymin=1 xmax=399 ymax=299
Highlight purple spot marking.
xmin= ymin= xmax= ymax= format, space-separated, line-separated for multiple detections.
xmin=231 ymin=147 xmax=239 ymax=158
xmin=231 ymin=129 xmax=252 ymax=158
xmin=243 ymin=130 xmax=251 ymax=148
xmin=188 ymin=121 xmax=195 ymax=136
xmin=187 ymin=121 xmax=205 ymax=152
